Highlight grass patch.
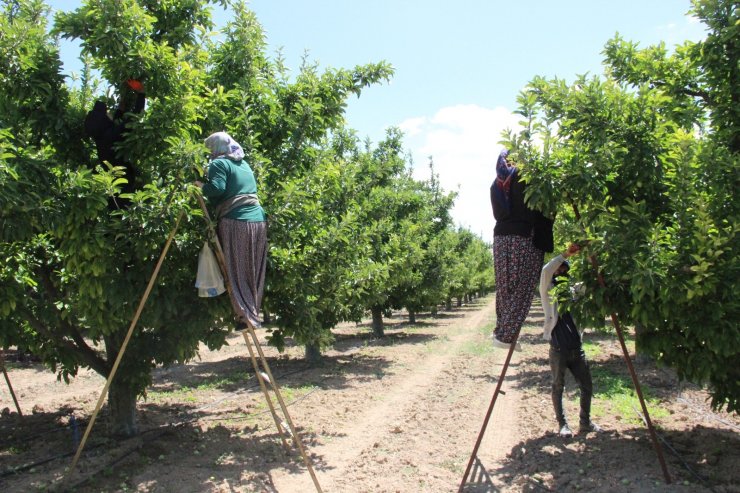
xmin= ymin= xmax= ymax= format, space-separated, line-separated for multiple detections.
xmin=456 ymin=319 xmax=495 ymax=356
xmin=146 ymin=370 xmax=252 ymax=402
xmin=194 ymin=371 xmax=251 ymax=390
xmin=589 ymin=367 xmax=669 ymax=424
xmin=439 ymin=457 xmax=464 ymax=474
xmin=582 ymin=340 xmax=602 ymax=359
xmin=461 ymin=337 xmax=493 ymax=356
xmin=423 ymin=334 xmax=450 ymax=354
xmin=278 ymin=383 xmax=317 ymax=402
xmin=5 ymin=444 xmax=26 ymax=455
xmin=146 ymin=387 xmax=199 ymax=403
xmin=478 ymin=319 xmax=495 ymax=336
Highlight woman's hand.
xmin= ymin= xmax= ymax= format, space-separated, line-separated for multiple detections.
xmin=563 ymin=243 xmax=581 ymax=258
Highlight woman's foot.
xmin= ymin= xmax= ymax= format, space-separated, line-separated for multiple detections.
xmin=492 ymin=335 xmax=522 ymax=351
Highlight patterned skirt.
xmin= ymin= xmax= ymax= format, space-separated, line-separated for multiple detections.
xmin=217 ymin=219 xmax=268 ymax=328
xmin=493 ymin=233 xmax=544 ymax=343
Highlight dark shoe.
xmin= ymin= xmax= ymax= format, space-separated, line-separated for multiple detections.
xmin=579 ymin=421 xmax=603 ymax=434
xmin=559 ymin=423 xmax=573 ymax=438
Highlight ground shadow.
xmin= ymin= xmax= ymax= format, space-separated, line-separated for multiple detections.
xmin=467 ymin=423 xmax=738 ymax=492
xmin=1 ymin=397 xmax=329 ymax=493
xmin=330 ymin=330 xmax=437 ymax=353
xmin=0 ymin=407 xmax=82 ymax=477
xmin=348 ymin=310 xmax=468 ymax=333
xmin=148 ymin=350 xmax=398 ymax=396
xmin=427 ymin=311 xmax=469 ymax=320
xmin=461 ymin=455 xmax=497 ymax=492
xmin=63 ymin=419 xmax=328 ymax=493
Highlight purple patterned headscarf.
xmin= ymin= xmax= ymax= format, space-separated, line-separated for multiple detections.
xmin=492 ymin=149 xmax=518 ymax=214
xmin=204 ymin=131 xmax=245 ymax=161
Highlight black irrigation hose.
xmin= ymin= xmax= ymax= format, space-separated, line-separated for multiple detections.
xmin=526 ymin=478 xmax=555 ymax=492
xmin=167 ymin=368 xmax=330 ymax=427
xmin=1 ymin=451 xmax=75 ymax=478
xmin=163 ymin=364 xmax=317 ymax=418
xmin=632 ymin=406 xmax=719 ymax=493
xmin=58 ymin=427 xmax=174 ymax=493
xmin=194 ymin=382 xmax=325 ymax=423
xmin=1 ymin=424 xmax=170 ymax=480
xmin=0 ymin=441 xmax=106 ymax=479
xmin=676 ymin=396 xmax=740 ymax=433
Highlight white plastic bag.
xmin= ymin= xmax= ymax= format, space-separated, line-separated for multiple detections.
xmin=195 ymin=242 xmax=226 ymax=297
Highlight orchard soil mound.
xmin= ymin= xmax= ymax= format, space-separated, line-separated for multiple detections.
xmin=1 ymin=295 xmax=738 ymax=492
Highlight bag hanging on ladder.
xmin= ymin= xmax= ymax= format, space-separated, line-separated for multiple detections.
xmin=195 ymin=242 xmax=226 ymax=297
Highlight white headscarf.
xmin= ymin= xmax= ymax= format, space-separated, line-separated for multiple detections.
xmin=204 ymin=131 xmax=245 ymax=161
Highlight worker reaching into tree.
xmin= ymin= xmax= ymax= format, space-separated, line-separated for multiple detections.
xmin=540 ymin=243 xmax=603 ymax=437
xmin=196 ymin=132 xmax=268 ymax=331
xmin=83 ymin=79 xmax=146 ymax=210
xmin=490 ymin=149 xmax=552 ymax=350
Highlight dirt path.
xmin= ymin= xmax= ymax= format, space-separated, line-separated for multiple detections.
xmin=271 ymin=295 xmax=520 ymax=492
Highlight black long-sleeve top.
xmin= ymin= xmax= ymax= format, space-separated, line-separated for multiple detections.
xmin=490 ymin=172 xmax=553 ymax=252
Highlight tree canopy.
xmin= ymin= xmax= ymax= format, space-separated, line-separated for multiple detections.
xmin=505 ymin=0 xmax=738 ymax=412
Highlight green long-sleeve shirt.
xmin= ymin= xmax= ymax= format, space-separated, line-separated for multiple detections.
xmin=201 ymin=158 xmax=266 ymax=222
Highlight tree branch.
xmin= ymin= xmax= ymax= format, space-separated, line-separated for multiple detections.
xmin=16 ymin=304 xmax=110 ymax=377
xmin=651 ymin=80 xmax=714 ymax=105
xmin=35 ymin=264 xmax=108 ymax=370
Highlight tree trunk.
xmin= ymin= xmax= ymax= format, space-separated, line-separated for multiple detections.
xmin=263 ymin=309 xmax=272 ymax=324
xmin=305 ymin=342 xmax=322 ymax=364
xmin=101 ymin=333 xmax=138 ymax=437
xmin=445 ymin=298 xmax=452 ymax=311
xmin=371 ymin=306 xmax=384 ymax=337
xmin=430 ymin=305 xmax=438 ymax=317
xmin=457 ymin=297 xmax=462 ymax=307
xmin=107 ymin=378 xmax=138 ymax=437
xmin=634 ymin=322 xmax=651 ymax=364
xmin=408 ymin=309 xmax=416 ymax=324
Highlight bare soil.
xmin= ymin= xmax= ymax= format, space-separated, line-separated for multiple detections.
xmin=1 ymin=295 xmax=738 ymax=492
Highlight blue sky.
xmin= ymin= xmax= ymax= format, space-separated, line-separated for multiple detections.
xmin=48 ymin=0 xmax=706 ymax=239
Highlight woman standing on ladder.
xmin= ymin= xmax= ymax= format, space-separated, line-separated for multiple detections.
xmin=490 ymin=149 xmax=552 ymax=350
xmin=196 ymin=131 xmax=268 ymax=329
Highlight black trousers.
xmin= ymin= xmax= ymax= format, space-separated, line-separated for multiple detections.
xmin=549 ymin=346 xmax=593 ymax=427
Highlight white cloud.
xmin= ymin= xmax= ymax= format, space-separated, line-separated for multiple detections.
xmin=398 ymin=116 xmax=426 ymax=137
xmin=656 ymin=17 xmax=706 ymax=45
xmin=395 ymin=104 xmax=522 ymax=240
xmin=659 ymin=22 xmax=678 ymax=30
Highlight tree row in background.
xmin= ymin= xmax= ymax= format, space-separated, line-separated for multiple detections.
xmin=504 ymin=0 xmax=738 ymax=412
xmin=0 ymin=0 xmax=493 ymax=436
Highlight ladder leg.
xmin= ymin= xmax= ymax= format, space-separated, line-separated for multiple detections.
xmin=195 ymin=193 xmax=323 ymax=492
xmin=240 ymin=330 xmax=291 ymax=451
xmin=459 ymin=333 xmax=519 ymax=492
xmin=0 ymin=351 xmax=22 ymax=415
xmin=244 ymin=323 xmax=323 ymax=493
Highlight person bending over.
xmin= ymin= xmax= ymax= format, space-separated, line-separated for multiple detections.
xmin=540 ymin=243 xmax=602 ymax=437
